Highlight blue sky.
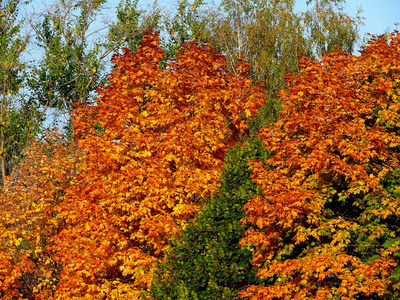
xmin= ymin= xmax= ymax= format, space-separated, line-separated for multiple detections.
xmin=341 ymin=0 xmax=400 ymax=37
xmin=296 ymin=0 xmax=400 ymax=52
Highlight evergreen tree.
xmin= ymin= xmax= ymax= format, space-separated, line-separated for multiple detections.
xmin=150 ymin=138 xmax=270 ymax=299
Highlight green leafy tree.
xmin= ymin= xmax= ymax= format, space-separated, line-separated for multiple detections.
xmin=150 ymin=138 xmax=270 ymax=299
xmin=28 ymin=0 xmax=108 ymax=114
xmin=27 ymin=0 xmax=157 ymax=131
xmin=0 ymin=0 xmax=42 ymax=182
xmin=301 ymin=0 xmax=362 ymax=60
xmin=107 ymin=0 xmax=161 ymax=52
xmin=162 ymin=0 xmax=362 ymax=92
xmin=160 ymin=0 xmax=210 ymax=57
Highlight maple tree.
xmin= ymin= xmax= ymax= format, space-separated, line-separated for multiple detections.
xmin=0 ymin=134 xmax=80 ymax=299
xmin=240 ymin=31 xmax=400 ymax=299
xmin=47 ymin=30 xmax=266 ymax=299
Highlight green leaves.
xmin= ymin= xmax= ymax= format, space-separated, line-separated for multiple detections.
xmin=28 ymin=0 xmax=107 ymax=112
xmin=151 ymin=139 xmax=268 ymax=299
xmin=0 ymin=0 xmax=41 ymax=182
xmin=107 ymin=0 xmax=157 ymax=52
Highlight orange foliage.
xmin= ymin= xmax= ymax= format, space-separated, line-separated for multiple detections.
xmin=0 ymin=135 xmax=80 ymax=299
xmin=45 ymin=30 xmax=266 ymax=298
xmin=241 ymin=31 xmax=400 ymax=299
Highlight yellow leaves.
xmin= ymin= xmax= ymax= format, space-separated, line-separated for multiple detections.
xmin=141 ymin=150 xmax=152 ymax=157
xmin=164 ymin=153 xmax=175 ymax=162
xmin=0 ymin=135 xmax=80 ymax=298
xmin=14 ymin=238 xmax=22 ymax=247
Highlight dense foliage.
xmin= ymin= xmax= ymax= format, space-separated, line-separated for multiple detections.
xmin=3 ymin=1 xmax=398 ymax=299
xmin=0 ymin=135 xmax=80 ymax=298
xmin=241 ymin=31 xmax=400 ymax=299
xmin=0 ymin=31 xmax=266 ymax=299
xmin=150 ymin=139 xmax=269 ymax=300
xmin=0 ymin=0 xmax=362 ymax=179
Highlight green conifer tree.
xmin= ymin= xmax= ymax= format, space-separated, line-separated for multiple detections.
xmin=150 ymin=137 xmax=270 ymax=299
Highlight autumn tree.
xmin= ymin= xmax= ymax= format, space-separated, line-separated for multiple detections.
xmin=0 ymin=134 xmax=81 ymax=299
xmin=150 ymin=139 xmax=270 ymax=299
xmin=48 ymin=30 xmax=266 ymax=299
xmin=240 ymin=31 xmax=400 ymax=299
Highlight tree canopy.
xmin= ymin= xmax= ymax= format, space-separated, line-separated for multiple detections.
xmin=240 ymin=31 xmax=400 ymax=299
xmin=3 ymin=1 xmax=397 ymax=299
xmin=0 ymin=30 xmax=266 ymax=299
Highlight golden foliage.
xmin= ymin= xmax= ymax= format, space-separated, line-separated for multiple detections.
xmin=49 ymin=30 xmax=264 ymax=298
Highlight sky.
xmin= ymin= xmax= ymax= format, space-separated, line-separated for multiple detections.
xmin=295 ymin=0 xmax=400 ymax=53
xmin=341 ymin=0 xmax=400 ymax=37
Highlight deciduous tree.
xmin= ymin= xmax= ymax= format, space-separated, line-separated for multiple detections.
xmin=0 ymin=0 xmax=43 ymax=182
xmin=241 ymin=31 xmax=400 ymax=299
xmin=0 ymin=134 xmax=80 ymax=299
xmin=27 ymin=0 xmax=156 ymax=131
xmin=28 ymin=0 xmax=108 ymax=113
xmin=50 ymin=30 xmax=266 ymax=298
xmin=164 ymin=0 xmax=362 ymax=91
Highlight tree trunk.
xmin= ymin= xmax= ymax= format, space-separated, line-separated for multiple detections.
xmin=0 ymin=80 xmax=6 ymax=183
